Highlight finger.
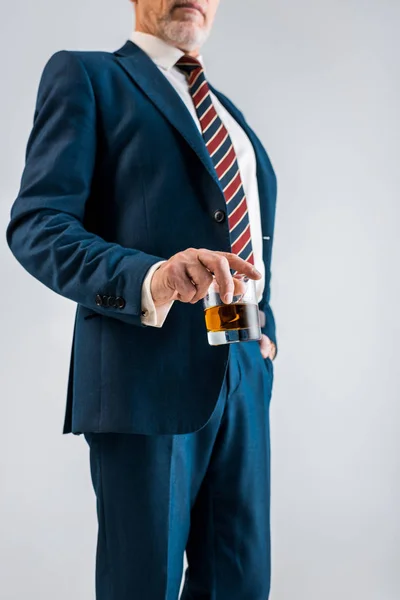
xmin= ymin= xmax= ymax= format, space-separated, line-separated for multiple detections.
xmin=233 ymin=275 xmax=247 ymax=297
xmin=217 ymin=252 xmax=262 ymax=280
xmin=176 ymin=281 xmax=197 ymax=303
xmin=185 ymin=265 xmax=214 ymax=304
xmin=169 ymin=263 xmax=198 ymax=303
xmin=197 ymin=251 xmax=234 ymax=303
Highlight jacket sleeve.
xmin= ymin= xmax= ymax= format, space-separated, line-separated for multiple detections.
xmin=6 ymin=50 xmax=165 ymax=327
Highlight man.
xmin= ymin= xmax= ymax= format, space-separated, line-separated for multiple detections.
xmin=6 ymin=0 xmax=278 ymax=597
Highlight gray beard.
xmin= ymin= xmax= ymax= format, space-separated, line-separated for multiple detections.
xmin=158 ymin=19 xmax=210 ymax=51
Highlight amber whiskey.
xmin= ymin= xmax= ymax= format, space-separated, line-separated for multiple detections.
xmin=204 ymin=303 xmax=260 ymax=333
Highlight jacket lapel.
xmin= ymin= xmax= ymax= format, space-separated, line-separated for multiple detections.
xmin=114 ymin=40 xmax=223 ymax=195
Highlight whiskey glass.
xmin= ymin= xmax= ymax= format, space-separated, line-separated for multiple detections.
xmin=203 ymin=275 xmax=261 ymax=346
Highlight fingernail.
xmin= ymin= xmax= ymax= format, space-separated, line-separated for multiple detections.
xmin=253 ymin=267 xmax=262 ymax=276
xmin=224 ymin=293 xmax=233 ymax=304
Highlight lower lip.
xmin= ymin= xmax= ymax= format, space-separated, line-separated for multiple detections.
xmin=176 ymin=6 xmax=202 ymax=15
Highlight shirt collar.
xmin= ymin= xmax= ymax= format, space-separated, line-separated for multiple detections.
xmin=130 ymin=31 xmax=205 ymax=72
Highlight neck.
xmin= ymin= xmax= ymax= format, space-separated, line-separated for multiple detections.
xmin=178 ymin=48 xmax=200 ymax=57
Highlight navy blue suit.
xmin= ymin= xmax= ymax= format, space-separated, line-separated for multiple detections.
xmin=6 ymin=39 xmax=277 ymax=437
xmin=6 ymin=40 xmax=278 ymax=599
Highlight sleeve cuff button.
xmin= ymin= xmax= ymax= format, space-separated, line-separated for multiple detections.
xmin=115 ymin=297 xmax=126 ymax=309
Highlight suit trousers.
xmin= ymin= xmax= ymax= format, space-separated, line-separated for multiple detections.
xmin=83 ymin=339 xmax=274 ymax=600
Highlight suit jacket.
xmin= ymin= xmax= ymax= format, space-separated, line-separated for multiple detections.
xmin=6 ymin=39 xmax=278 ymax=435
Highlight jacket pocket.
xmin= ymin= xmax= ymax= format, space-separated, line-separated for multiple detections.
xmin=83 ymin=312 xmax=102 ymax=321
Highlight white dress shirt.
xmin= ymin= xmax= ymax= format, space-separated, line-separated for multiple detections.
xmin=131 ymin=31 xmax=265 ymax=327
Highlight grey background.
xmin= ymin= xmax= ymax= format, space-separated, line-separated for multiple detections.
xmin=1 ymin=1 xmax=399 ymax=599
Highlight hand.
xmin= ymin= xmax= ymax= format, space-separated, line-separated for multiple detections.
xmin=259 ymin=334 xmax=276 ymax=361
xmin=150 ymin=248 xmax=262 ymax=307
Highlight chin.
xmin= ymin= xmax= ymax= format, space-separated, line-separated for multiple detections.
xmin=162 ymin=21 xmax=210 ymax=50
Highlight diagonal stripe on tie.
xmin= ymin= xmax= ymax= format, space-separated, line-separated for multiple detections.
xmin=175 ymin=55 xmax=255 ymax=267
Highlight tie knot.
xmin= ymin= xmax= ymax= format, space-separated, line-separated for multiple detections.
xmin=175 ymin=55 xmax=203 ymax=78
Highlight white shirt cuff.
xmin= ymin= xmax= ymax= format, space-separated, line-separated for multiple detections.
xmin=141 ymin=260 xmax=175 ymax=327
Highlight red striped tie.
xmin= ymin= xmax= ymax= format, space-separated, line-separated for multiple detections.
xmin=176 ymin=55 xmax=255 ymax=266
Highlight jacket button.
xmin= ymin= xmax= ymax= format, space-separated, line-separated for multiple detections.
xmin=95 ymin=294 xmax=103 ymax=307
xmin=116 ymin=297 xmax=126 ymax=309
xmin=102 ymin=295 xmax=109 ymax=307
xmin=108 ymin=296 xmax=116 ymax=308
xmin=213 ymin=209 xmax=226 ymax=223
